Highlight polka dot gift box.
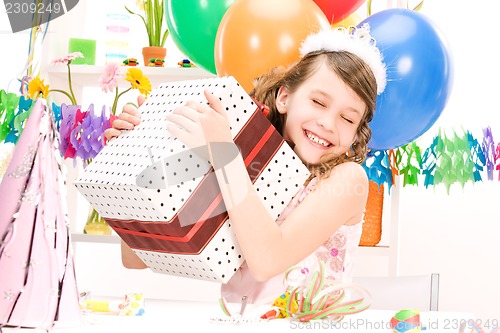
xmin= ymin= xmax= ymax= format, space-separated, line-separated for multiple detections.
xmin=74 ymin=76 xmax=310 ymax=283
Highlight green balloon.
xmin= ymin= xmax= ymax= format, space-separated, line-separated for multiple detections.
xmin=165 ymin=0 xmax=235 ymax=74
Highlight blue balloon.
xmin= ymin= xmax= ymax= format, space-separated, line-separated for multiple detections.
xmin=361 ymin=9 xmax=454 ymax=150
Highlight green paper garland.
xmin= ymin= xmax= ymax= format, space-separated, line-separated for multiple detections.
xmin=395 ymin=142 xmax=422 ymax=187
xmin=0 ymin=89 xmax=34 ymax=144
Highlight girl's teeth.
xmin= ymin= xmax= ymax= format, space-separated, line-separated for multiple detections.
xmin=306 ymin=131 xmax=330 ymax=147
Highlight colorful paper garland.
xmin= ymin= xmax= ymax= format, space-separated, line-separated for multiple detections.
xmin=0 ymin=90 xmax=34 ymax=144
xmin=363 ymin=126 xmax=499 ymax=193
xmin=58 ymin=103 xmax=115 ymax=166
xmin=3 ymin=89 xmax=499 ymax=193
xmin=1 ymin=90 xmax=117 ymax=169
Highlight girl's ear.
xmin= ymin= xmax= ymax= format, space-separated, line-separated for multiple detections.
xmin=276 ymin=86 xmax=289 ymax=114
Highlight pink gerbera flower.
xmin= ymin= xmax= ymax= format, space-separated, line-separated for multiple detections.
xmin=51 ymin=52 xmax=84 ymax=65
xmin=99 ymin=62 xmax=121 ymax=93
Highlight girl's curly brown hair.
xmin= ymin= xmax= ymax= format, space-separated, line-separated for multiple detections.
xmin=249 ymin=50 xmax=378 ymax=180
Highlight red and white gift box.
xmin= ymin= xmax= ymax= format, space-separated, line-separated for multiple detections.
xmin=74 ymin=76 xmax=310 ymax=283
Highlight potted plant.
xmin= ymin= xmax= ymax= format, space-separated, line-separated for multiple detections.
xmin=125 ymin=0 xmax=169 ymax=66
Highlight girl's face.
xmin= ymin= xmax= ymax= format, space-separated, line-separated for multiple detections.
xmin=276 ymin=61 xmax=366 ymax=166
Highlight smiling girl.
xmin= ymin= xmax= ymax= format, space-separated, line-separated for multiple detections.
xmin=106 ymin=24 xmax=386 ymax=305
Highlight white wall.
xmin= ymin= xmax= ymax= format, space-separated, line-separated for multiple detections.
xmin=394 ymin=1 xmax=500 ymax=321
xmin=1 ymin=0 xmax=499 ymax=321
xmin=0 ymin=8 xmax=29 ymax=92
xmin=354 ymin=0 xmax=500 ymax=321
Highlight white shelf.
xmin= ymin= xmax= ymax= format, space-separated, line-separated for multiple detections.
xmin=358 ymin=245 xmax=391 ymax=256
xmin=70 ymin=233 xmax=392 ymax=255
xmin=45 ymin=65 xmax=215 ymax=89
xmin=71 ymin=233 xmax=121 ymax=244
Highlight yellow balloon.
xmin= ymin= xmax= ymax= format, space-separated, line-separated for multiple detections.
xmin=332 ymin=12 xmax=362 ymax=28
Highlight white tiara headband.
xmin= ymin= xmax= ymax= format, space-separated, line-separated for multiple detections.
xmin=299 ymin=23 xmax=387 ymax=95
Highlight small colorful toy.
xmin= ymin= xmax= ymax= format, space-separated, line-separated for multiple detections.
xmin=118 ymin=293 xmax=145 ymax=316
xmin=123 ymin=58 xmax=138 ymax=66
xmin=148 ymin=58 xmax=165 ymax=67
xmin=178 ymin=59 xmax=195 ymax=68
xmin=81 ymin=293 xmax=145 ymax=316
xmin=261 ymin=292 xmax=299 ymax=319
xmin=390 ymin=309 xmax=422 ymax=332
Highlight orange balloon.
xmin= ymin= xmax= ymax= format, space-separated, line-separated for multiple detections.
xmin=332 ymin=12 xmax=362 ymax=29
xmin=215 ymin=0 xmax=330 ymax=92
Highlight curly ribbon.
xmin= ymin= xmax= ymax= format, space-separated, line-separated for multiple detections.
xmin=264 ymin=261 xmax=370 ymax=322
xmin=217 ymin=261 xmax=371 ymax=323
xmin=218 ymin=298 xmax=232 ymax=317
xmin=285 ymin=261 xmax=371 ymax=322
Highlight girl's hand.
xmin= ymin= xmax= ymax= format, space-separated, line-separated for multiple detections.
xmin=166 ymin=89 xmax=233 ymax=151
xmin=104 ymin=94 xmax=146 ymax=141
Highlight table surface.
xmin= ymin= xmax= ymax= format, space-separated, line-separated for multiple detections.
xmin=2 ymin=299 xmax=476 ymax=332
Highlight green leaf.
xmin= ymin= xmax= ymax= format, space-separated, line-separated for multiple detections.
xmin=127 ymin=1 xmax=168 ymax=47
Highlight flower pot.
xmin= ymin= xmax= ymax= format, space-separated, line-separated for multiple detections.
xmin=142 ymin=46 xmax=166 ymax=67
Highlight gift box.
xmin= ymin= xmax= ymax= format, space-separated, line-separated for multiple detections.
xmin=74 ymin=76 xmax=310 ymax=283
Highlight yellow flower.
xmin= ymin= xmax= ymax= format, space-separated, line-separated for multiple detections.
xmin=125 ymin=68 xmax=152 ymax=95
xmin=28 ymin=76 xmax=50 ymax=99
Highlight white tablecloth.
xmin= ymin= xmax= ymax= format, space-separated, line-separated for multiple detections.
xmin=2 ymin=299 xmax=476 ymax=332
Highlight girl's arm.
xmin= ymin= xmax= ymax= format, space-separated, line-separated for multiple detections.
xmin=121 ymin=241 xmax=147 ymax=269
xmin=213 ymin=154 xmax=368 ymax=281
xmin=167 ymin=90 xmax=368 ymax=281
xmin=104 ymin=95 xmax=147 ymax=269
xmin=104 ymin=94 xmax=145 ymax=141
